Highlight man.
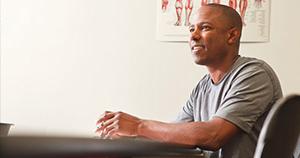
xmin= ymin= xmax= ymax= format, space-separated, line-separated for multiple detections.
xmin=96 ymin=4 xmax=282 ymax=158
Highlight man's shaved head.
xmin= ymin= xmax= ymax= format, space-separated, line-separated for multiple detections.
xmin=201 ymin=3 xmax=243 ymax=34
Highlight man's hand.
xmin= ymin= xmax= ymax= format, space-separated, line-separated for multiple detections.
xmin=95 ymin=111 xmax=142 ymax=139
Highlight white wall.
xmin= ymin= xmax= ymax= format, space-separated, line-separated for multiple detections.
xmin=1 ymin=0 xmax=300 ymax=136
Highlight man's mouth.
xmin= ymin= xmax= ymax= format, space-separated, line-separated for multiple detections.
xmin=191 ymin=45 xmax=205 ymax=52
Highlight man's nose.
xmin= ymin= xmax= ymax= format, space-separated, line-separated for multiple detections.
xmin=190 ymin=27 xmax=201 ymax=41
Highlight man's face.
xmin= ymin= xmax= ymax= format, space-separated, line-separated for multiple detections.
xmin=188 ymin=7 xmax=229 ymax=66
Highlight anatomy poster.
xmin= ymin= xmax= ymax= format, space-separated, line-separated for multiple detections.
xmin=157 ymin=0 xmax=270 ymax=42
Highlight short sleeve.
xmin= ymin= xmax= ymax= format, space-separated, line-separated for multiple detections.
xmin=174 ymin=85 xmax=199 ymax=123
xmin=214 ymin=65 xmax=274 ymax=133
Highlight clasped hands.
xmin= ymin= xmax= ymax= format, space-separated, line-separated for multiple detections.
xmin=95 ymin=111 xmax=142 ymax=139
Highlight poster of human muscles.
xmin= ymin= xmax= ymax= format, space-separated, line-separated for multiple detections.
xmin=157 ymin=0 xmax=270 ymax=42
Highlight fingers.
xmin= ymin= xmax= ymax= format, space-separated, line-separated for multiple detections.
xmin=103 ymin=119 xmax=119 ymax=134
xmin=96 ymin=111 xmax=114 ymax=127
xmin=95 ymin=120 xmax=119 ymax=139
xmin=103 ymin=126 xmax=118 ymax=139
xmin=95 ymin=114 xmax=118 ymax=134
xmin=95 ymin=111 xmax=120 ymax=139
xmin=95 ymin=111 xmax=139 ymax=139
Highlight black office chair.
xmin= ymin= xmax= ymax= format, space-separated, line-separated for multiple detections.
xmin=254 ymin=95 xmax=300 ymax=158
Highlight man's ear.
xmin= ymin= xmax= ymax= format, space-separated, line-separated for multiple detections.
xmin=227 ymin=27 xmax=240 ymax=45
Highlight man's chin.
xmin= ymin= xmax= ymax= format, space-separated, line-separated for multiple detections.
xmin=194 ymin=59 xmax=205 ymax=65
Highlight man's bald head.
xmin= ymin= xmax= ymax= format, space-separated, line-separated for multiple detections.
xmin=200 ymin=4 xmax=243 ymax=34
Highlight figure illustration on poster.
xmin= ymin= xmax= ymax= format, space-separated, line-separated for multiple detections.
xmin=162 ymin=0 xmax=169 ymax=12
xmin=174 ymin=0 xmax=193 ymax=26
xmin=158 ymin=0 xmax=269 ymax=42
xmin=161 ymin=0 xmax=266 ymax=26
xmin=228 ymin=0 xmax=248 ymax=25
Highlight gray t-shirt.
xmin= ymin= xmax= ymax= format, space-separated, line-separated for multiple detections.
xmin=176 ymin=56 xmax=283 ymax=158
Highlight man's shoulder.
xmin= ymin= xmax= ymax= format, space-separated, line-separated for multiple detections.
xmin=230 ymin=56 xmax=282 ymax=94
xmin=233 ymin=56 xmax=274 ymax=75
xmin=236 ymin=56 xmax=265 ymax=67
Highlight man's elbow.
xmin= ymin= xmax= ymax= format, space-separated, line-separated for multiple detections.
xmin=206 ymin=142 xmax=222 ymax=151
xmin=193 ymin=132 xmax=224 ymax=151
xmin=197 ymin=140 xmax=222 ymax=151
xmin=194 ymin=119 xmax=240 ymax=151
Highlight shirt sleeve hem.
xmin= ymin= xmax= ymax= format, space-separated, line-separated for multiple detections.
xmin=213 ymin=114 xmax=252 ymax=134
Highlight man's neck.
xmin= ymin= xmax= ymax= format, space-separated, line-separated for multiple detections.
xmin=207 ymin=55 xmax=240 ymax=84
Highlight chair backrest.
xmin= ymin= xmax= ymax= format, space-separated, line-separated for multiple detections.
xmin=254 ymin=95 xmax=300 ymax=158
xmin=294 ymin=136 xmax=300 ymax=158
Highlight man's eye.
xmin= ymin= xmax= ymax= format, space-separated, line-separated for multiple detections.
xmin=189 ymin=27 xmax=195 ymax=33
xmin=202 ymin=26 xmax=211 ymax=31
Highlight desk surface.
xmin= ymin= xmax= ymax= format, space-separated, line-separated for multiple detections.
xmin=0 ymin=136 xmax=204 ymax=158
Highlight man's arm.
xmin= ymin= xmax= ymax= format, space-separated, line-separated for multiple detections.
xmin=96 ymin=111 xmax=240 ymax=151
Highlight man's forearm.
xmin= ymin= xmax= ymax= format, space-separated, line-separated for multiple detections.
xmin=137 ymin=119 xmax=224 ymax=150
xmin=96 ymin=112 xmax=239 ymax=151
